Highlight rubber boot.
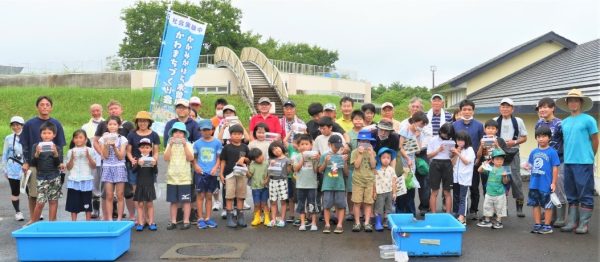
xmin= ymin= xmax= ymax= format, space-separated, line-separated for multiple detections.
xmin=226 ymin=211 xmax=237 ymax=228
xmin=237 ymin=210 xmax=247 ymax=227
xmin=516 ymin=199 xmax=525 ymax=217
xmin=263 ymin=211 xmax=271 ymax=226
xmin=91 ymin=197 xmax=100 ymax=219
xmin=374 ymin=214 xmax=384 ymax=232
xmin=574 ymin=208 xmax=592 ymax=234
xmin=251 ymin=210 xmax=261 ymax=226
xmin=553 ymin=204 xmax=567 ymax=228
xmin=560 ymin=205 xmax=579 ymax=232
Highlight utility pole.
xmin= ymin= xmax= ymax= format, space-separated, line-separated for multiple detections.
xmin=430 ymin=65 xmax=437 ymax=89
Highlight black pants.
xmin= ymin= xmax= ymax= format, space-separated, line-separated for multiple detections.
xmin=395 ymin=189 xmax=416 ymax=216
xmin=469 ymin=163 xmax=482 ymax=213
xmin=415 ymin=151 xmax=430 ymax=212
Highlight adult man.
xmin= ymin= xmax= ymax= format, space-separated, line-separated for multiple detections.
xmin=211 ymin=98 xmax=228 ymax=128
xmin=82 ymin=103 xmax=104 ymax=218
xmin=94 ymin=100 xmax=136 ymax=219
xmin=494 ymin=98 xmax=528 ymax=217
xmin=280 ymin=100 xmax=306 ymax=145
xmin=190 ymin=96 xmax=203 ymax=122
xmin=426 ymin=94 xmax=453 ymax=138
xmin=337 ymin=96 xmax=354 ymax=132
xmin=380 ymin=102 xmax=402 ymax=133
xmin=249 ymin=97 xmax=284 ymax=140
xmin=20 ymin=96 xmax=66 ymax=223
xmin=556 ymin=89 xmax=598 ymax=234
xmin=453 ymin=99 xmax=484 ymax=220
xmin=323 ymin=103 xmax=337 ymax=120
xmin=399 ymin=97 xmax=424 ymax=131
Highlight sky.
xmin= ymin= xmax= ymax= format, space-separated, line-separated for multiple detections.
xmin=1 ymin=0 xmax=599 ymax=87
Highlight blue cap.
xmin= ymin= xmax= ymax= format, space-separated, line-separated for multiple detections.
xmin=357 ymin=130 xmax=375 ymax=141
xmin=198 ymin=119 xmax=213 ymax=130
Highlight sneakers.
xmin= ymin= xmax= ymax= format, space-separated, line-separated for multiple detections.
xmin=197 ymin=219 xmax=207 ymax=229
xmin=530 ymin=224 xmax=542 ymax=234
xmin=15 ymin=212 xmax=24 ymax=221
xmin=539 ymin=224 xmax=553 ymax=234
xmin=364 ymin=223 xmax=373 ymax=232
xmin=243 ymin=202 xmax=251 ymax=210
xmin=148 ymin=223 xmax=158 ymax=231
xmin=166 ymin=222 xmax=177 ymax=230
xmin=268 ymin=219 xmax=276 ymax=228
xmin=221 ymin=210 xmax=227 ymax=220
xmin=135 ymin=224 xmax=144 ymax=231
xmin=299 ymin=224 xmax=307 ymax=231
xmin=477 ymin=220 xmax=492 ymax=228
xmin=322 ymin=225 xmax=331 ymax=234
xmin=492 ymin=221 xmax=503 ymax=229
xmin=310 ymin=224 xmax=318 ymax=231
xmin=352 ymin=223 xmax=361 ymax=232
xmin=333 ymin=226 xmax=344 ymax=234
xmin=213 ymin=201 xmax=221 ymax=211
xmin=286 ymin=216 xmax=295 ymax=223
xmin=276 ymin=219 xmax=286 ymax=228
xmin=468 ymin=212 xmax=479 ymax=221
xmin=293 ymin=219 xmax=301 ymax=226
xmin=205 ymin=219 xmax=218 ymax=228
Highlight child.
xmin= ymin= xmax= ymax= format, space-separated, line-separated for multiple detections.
xmin=345 ymin=110 xmax=365 ymax=222
xmin=99 ymin=116 xmax=129 ymax=221
xmin=477 ymin=149 xmax=510 ymax=229
xmin=398 ymin=112 xmax=428 ymax=215
xmin=313 ymin=116 xmax=348 ymax=155
xmin=29 ymin=122 xmax=62 ymax=224
xmin=65 ymin=129 xmax=96 ymax=221
xmin=164 ymin=122 xmax=195 ymax=230
xmin=451 ymin=131 xmax=476 ymax=224
xmin=526 ymin=126 xmax=560 ymax=234
xmin=249 ymin=123 xmax=270 ymax=160
xmin=477 ymin=120 xmax=510 ymax=190
xmin=219 ymin=124 xmax=250 ymax=228
xmin=248 ymin=148 xmax=270 ymax=227
xmin=133 ymin=138 xmax=157 ymax=231
xmin=351 ymin=130 xmax=377 ymax=232
xmin=265 ymin=141 xmax=292 ymax=227
xmin=427 ymin=122 xmax=455 ymax=214
xmin=374 ymin=147 xmax=397 ymax=232
xmin=318 ymin=135 xmax=348 ymax=234
xmin=192 ymin=120 xmax=222 ymax=229
xmin=293 ymin=134 xmax=320 ymax=231
xmin=2 ymin=116 xmax=25 ymax=221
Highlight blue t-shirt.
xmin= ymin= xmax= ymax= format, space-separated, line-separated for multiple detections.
xmin=535 ymin=118 xmax=563 ymax=162
xmin=319 ymin=152 xmax=346 ymax=191
xmin=453 ymin=119 xmax=484 ymax=152
xmin=562 ymin=114 xmax=598 ymax=164
xmin=193 ymin=138 xmax=223 ymax=175
xmin=528 ymin=147 xmax=560 ymax=192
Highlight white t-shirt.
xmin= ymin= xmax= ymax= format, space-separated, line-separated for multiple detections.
xmin=453 ymin=147 xmax=475 ymax=186
xmin=312 ymin=132 xmax=345 ymax=154
xmin=426 ymin=136 xmax=453 ymax=160
xmin=493 ymin=116 xmax=527 ymax=149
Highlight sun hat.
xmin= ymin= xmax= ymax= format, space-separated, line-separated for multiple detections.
xmin=134 ymin=111 xmax=153 ymax=122
xmin=377 ymin=120 xmax=394 ymax=131
xmin=556 ymin=88 xmax=593 ymax=112
xmin=169 ymin=122 xmax=189 ymax=139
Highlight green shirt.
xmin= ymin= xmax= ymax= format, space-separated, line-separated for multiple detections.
xmin=249 ymin=161 xmax=268 ymax=189
xmin=319 ymin=152 xmax=346 ymax=191
xmin=293 ymin=153 xmax=318 ymax=189
xmin=484 ymin=166 xmax=506 ymax=196
xmin=351 ymin=148 xmax=375 ymax=187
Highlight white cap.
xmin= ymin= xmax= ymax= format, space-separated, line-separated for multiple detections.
xmin=223 ymin=104 xmax=236 ymax=112
xmin=381 ymin=102 xmax=394 ymax=109
xmin=190 ymin=96 xmax=201 ymax=105
xmin=10 ymin=116 xmax=25 ymax=125
xmin=175 ymin=99 xmax=189 ymax=108
xmin=500 ymin=98 xmax=514 ymax=106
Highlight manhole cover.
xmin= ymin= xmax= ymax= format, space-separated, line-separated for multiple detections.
xmin=161 ymin=243 xmax=247 ymax=259
xmin=176 ymin=244 xmax=237 ymax=256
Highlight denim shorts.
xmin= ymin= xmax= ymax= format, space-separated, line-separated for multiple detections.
xmin=322 ymin=190 xmax=347 ymax=209
xmin=527 ymin=189 xmax=552 ymax=209
xmin=252 ymin=188 xmax=269 ymax=204
xmin=195 ymin=174 xmax=218 ymax=193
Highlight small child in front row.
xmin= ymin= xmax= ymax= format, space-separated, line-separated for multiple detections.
xmin=477 ymin=149 xmax=510 ymax=229
xmin=193 ymin=120 xmax=222 ymax=229
xmin=451 ymin=131 xmax=475 ymax=225
xmin=164 ymin=122 xmax=195 ymax=230
xmin=65 ymin=129 xmax=96 ymax=221
xmin=133 ymin=138 xmax=157 ymax=231
xmin=265 ymin=141 xmax=292 ymax=227
xmin=374 ymin=147 xmax=397 ymax=232
xmin=247 ymin=148 xmax=270 ymax=227
xmin=318 ymin=135 xmax=348 ymax=234
xmin=293 ymin=134 xmax=320 ymax=231
xmin=219 ymin=125 xmax=250 ymax=228
xmin=526 ymin=126 xmax=560 ymax=234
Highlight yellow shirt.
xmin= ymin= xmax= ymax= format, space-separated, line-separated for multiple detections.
xmin=337 ymin=117 xmax=354 ymax=132
xmin=166 ymin=142 xmax=193 ymax=185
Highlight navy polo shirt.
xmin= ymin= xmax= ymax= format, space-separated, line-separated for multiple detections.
xmin=453 ymin=119 xmax=484 ymax=151
xmin=163 ymin=117 xmax=201 ymax=146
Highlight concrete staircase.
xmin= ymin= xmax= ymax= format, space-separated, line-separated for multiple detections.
xmin=243 ymin=61 xmax=283 ymax=116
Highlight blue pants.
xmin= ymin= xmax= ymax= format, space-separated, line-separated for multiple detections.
xmin=564 ymin=164 xmax=594 ymax=209
xmin=453 ymin=183 xmax=469 ymax=216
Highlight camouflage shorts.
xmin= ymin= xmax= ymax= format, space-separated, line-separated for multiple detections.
xmin=37 ymin=176 xmax=62 ymax=203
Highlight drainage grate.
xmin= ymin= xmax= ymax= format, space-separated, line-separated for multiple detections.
xmin=161 ymin=243 xmax=247 ymax=259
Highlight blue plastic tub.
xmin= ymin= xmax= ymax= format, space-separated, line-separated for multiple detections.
xmin=12 ymin=221 xmax=134 ymax=261
xmin=387 ymin=213 xmax=466 ymax=256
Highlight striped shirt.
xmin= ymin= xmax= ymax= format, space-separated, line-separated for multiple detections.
xmin=430 ymin=112 xmax=453 ymax=136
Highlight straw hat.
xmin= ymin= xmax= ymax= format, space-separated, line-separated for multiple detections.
xmin=556 ymin=88 xmax=593 ymax=112
xmin=134 ymin=111 xmax=153 ymax=122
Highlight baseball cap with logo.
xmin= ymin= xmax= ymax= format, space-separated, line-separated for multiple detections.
xmin=328 ymin=134 xmax=343 ymax=149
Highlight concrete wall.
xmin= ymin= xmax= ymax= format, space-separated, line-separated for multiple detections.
xmin=281 ymin=73 xmax=371 ymax=102
xmin=0 ymin=72 xmax=131 ymax=88
xmin=130 ymin=68 xmax=239 ymax=93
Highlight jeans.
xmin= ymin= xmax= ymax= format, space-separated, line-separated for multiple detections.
xmin=564 ymin=164 xmax=595 ymax=209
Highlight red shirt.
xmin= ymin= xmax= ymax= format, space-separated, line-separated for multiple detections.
xmin=249 ymin=114 xmax=284 ymax=139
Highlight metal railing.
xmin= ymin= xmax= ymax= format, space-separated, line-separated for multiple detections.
xmin=214 ymin=46 xmax=256 ymax=114
xmin=269 ymin=59 xmax=358 ymax=80
xmin=240 ymin=47 xmax=288 ymax=102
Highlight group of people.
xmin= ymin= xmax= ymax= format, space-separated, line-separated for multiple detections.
xmin=2 ymin=88 xmax=597 ymax=235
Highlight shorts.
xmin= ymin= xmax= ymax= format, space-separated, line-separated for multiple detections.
xmin=166 ymin=184 xmax=192 ymax=203
xmin=527 ymin=189 xmax=552 ymax=209
xmin=287 ymin=177 xmax=296 ymax=200
xmin=429 ymin=159 xmax=453 ymax=191
xmin=101 ymin=166 xmax=128 ymax=183
xmin=196 ymin=174 xmax=218 ymax=193
xmin=225 ymin=175 xmax=248 ymax=199
xmin=37 ymin=176 xmax=62 ymax=203
xmin=127 ymin=163 xmax=136 ymax=185
xmin=8 ymin=178 xmax=20 ymax=197
xmin=65 ymin=189 xmax=93 ymax=213
xmin=269 ymin=179 xmax=288 ymax=201
xmin=374 ymin=192 xmax=394 ymax=215
xmin=296 ymin=188 xmax=319 ymax=214
xmin=27 ymin=167 xmax=38 ymax=198
xmin=252 ymin=188 xmax=269 ymax=204
xmin=482 ymin=194 xmax=507 ymax=218
xmin=322 ymin=190 xmax=347 ymax=209
xmin=352 ymin=185 xmax=374 ymax=204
